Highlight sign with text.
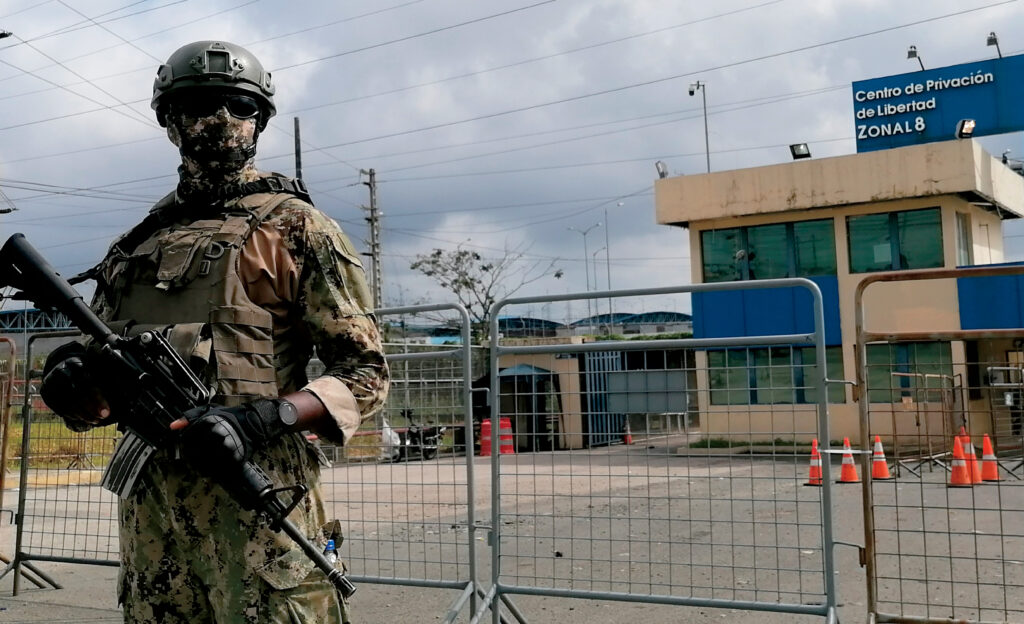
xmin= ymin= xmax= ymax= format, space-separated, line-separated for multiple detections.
xmin=852 ymin=53 xmax=1024 ymax=152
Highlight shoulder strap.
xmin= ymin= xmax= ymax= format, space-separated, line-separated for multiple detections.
xmin=224 ymin=175 xmax=312 ymax=205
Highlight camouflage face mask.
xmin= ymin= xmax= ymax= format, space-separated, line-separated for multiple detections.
xmin=167 ymin=105 xmax=261 ymax=196
xmin=168 ymin=104 xmax=259 ymax=164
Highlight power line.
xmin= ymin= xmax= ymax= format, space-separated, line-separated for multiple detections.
xmin=246 ymin=0 xmax=428 ymax=46
xmin=0 ymin=0 xmax=1012 ymax=143
xmin=2 ymin=33 xmax=159 ymax=130
xmin=308 ymin=0 xmax=1018 ymax=150
xmin=375 ymin=88 xmax=847 ymax=180
xmin=272 ymin=1 xmax=556 ymax=72
xmin=283 ymin=0 xmax=789 ymax=117
xmin=55 ymin=0 xmax=162 ymax=63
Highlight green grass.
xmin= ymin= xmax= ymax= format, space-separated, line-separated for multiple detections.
xmin=4 ymin=418 xmax=118 ymax=470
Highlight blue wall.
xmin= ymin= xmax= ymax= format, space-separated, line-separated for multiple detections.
xmin=692 ymin=276 xmax=842 ymax=345
xmin=957 ymin=263 xmax=1024 ymax=329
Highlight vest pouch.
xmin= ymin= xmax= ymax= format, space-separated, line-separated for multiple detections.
xmin=109 ymin=237 xmax=161 ymax=293
xmin=155 ymin=229 xmax=215 ymax=290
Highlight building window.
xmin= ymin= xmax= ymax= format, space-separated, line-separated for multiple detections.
xmin=701 ymin=219 xmax=836 ymax=283
xmin=955 ymin=212 xmax=973 ymax=267
xmin=864 ymin=341 xmax=953 ymax=403
xmin=847 ymin=207 xmax=943 ymax=273
xmin=708 ymin=346 xmax=846 ymax=405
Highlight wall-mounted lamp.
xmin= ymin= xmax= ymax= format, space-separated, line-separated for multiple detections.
xmin=907 ymin=45 xmax=925 ymax=71
xmin=955 ymin=119 xmax=976 ymax=139
xmin=655 ymin=160 xmax=669 ymax=179
xmin=789 ymin=143 xmax=811 ymax=160
xmin=987 ymin=32 xmax=1003 ymax=58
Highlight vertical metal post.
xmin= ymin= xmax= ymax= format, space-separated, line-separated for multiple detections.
xmin=361 ymin=168 xmax=382 ymax=309
xmin=808 ymin=281 xmax=838 ymax=618
xmin=605 ymin=206 xmax=613 ymax=325
xmin=293 ymin=117 xmax=302 ymax=181
xmin=488 ymin=308 xmax=502 ymax=624
xmin=701 ymin=85 xmax=710 ymax=174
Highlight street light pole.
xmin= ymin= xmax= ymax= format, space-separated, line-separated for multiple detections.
xmin=689 ymin=81 xmax=710 ymax=173
xmin=568 ymin=222 xmax=601 ymax=333
xmin=606 ymin=203 xmax=620 ymax=328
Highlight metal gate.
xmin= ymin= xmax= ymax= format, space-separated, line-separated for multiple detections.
xmin=480 ymin=280 xmax=840 ymax=623
xmin=856 ymin=267 xmax=1024 ymax=624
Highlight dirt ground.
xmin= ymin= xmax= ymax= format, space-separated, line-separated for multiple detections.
xmin=1 ymin=438 xmax=1020 ymax=623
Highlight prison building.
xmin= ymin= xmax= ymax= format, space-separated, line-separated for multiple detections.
xmin=655 ymin=139 xmax=1024 ymax=444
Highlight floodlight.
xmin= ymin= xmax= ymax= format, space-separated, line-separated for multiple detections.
xmin=988 ymin=32 xmax=1003 ymax=58
xmin=907 ymin=45 xmax=925 ymax=71
xmin=955 ymin=119 xmax=977 ymax=139
xmin=789 ymin=143 xmax=811 ymax=160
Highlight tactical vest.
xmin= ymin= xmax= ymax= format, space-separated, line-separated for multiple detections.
xmin=101 ymin=190 xmax=298 ymax=406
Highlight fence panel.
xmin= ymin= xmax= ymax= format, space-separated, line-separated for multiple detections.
xmin=5 ymin=305 xmax=487 ymax=622
xmin=315 ymin=304 xmax=483 ymax=620
xmin=857 ymin=268 xmax=1024 ymax=624
xmin=484 ymin=281 xmax=839 ymax=623
xmin=3 ymin=331 xmax=119 ymax=595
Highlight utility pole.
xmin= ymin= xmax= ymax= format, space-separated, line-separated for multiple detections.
xmin=360 ymin=168 xmax=382 ymax=309
xmin=293 ymin=117 xmax=302 ymax=181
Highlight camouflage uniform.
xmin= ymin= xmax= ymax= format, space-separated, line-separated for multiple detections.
xmin=81 ymin=100 xmax=389 ymax=621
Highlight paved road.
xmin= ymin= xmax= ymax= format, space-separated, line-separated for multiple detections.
xmin=2 ymin=439 xmax=1018 ymax=623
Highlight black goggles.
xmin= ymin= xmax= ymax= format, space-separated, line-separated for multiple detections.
xmin=170 ymin=94 xmax=261 ymax=120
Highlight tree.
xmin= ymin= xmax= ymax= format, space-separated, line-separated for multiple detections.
xmin=410 ymin=243 xmax=562 ymax=340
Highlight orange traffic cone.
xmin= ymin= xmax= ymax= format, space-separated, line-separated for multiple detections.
xmin=837 ymin=437 xmax=860 ymax=483
xmin=981 ymin=434 xmax=1001 ymax=482
xmin=948 ymin=437 xmax=973 ymax=488
xmin=623 ymin=421 xmax=634 ymax=445
xmin=805 ymin=439 xmax=823 ymax=487
xmin=962 ymin=434 xmax=983 ymax=484
xmin=871 ymin=435 xmax=893 ymax=480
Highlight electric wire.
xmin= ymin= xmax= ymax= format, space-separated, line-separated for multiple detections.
xmin=307 ymin=0 xmax=1018 ymax=149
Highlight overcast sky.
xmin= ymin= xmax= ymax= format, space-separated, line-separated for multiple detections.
xmin=1 ymin=0 xmax=1023 ymax=323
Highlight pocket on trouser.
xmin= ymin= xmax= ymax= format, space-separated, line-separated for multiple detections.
xmin=260 ymin=560 xmax=351 ymax=624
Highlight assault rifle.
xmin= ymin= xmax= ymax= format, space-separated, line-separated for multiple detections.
xmin=0 ymin=233 xmax=355 ymax=598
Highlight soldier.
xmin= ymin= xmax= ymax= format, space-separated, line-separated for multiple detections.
xmin=39 ymin=41 xmax=389 ymax=623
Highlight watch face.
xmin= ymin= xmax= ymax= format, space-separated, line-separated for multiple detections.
xmin=279 ymin=400 xmax=299 ymax=426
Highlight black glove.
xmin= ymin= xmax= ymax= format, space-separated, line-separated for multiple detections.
xmin=179 ymin=399 xmax=296 ymax=472
xmin=40 ymin=341 xmax=112 ymax=431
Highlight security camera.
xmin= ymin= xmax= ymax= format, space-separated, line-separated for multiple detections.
xmin=688 ymin=86 xmax=696 ymax=96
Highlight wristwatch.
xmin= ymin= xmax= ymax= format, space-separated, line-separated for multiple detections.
xmin=277 ymin=398 xmax=299 ymax=427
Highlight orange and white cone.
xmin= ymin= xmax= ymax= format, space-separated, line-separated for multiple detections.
xmin=948 ymin=437 xmax=973 ymax=488
xmin=805 ymin=439 xmax=823 ymax=487
xmin=837 ymin=437 xmax=860 ymax=483
xmin=962 ymin=434 xmax=983 ymax=484
xmin=981 ymin=434 xmax=1001 ymax=482
xmin=623 ymin=421 xmax=633 ymax=445
xmin=871 ymin=435 xmax=893 ymax=480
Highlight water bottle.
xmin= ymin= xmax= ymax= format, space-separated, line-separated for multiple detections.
xmin=323 ymin=539 xmax=338 ymax=566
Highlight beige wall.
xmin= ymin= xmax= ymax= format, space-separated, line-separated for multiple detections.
xmin=657 ymin=139 xmax=1023 ymax=226
xmin=497 ymin=350 xmax=585 ymax=450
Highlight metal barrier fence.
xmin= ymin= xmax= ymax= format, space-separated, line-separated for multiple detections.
xmin=479 ymin=280 xmax=839 ymax=624
xmin=857 ymin=266 xmax=1024 ymax=624
xmin=0 ymin=306 xmax=491 ymax=621
xmin=3 ymin=330 xmax=106 ymax=593
xmin=317 ymin=303 xmax=485 ymax=621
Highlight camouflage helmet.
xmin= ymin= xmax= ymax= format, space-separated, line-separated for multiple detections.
xmin=151 ymin=41 xmax=276 ymax=130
